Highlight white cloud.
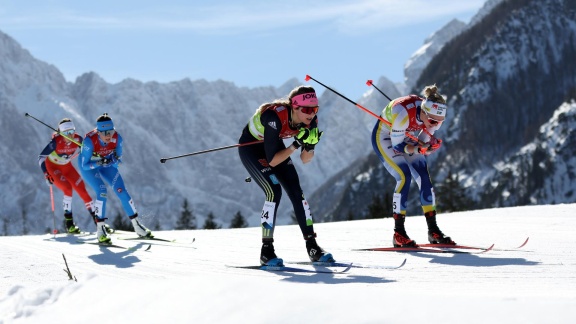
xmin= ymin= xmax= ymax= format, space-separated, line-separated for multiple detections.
xmin=0 ymin=0 xmax=486 ymax=35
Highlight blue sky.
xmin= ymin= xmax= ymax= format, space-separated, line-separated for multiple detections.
xmin=0 ymin=0 xmax=486 ymax=96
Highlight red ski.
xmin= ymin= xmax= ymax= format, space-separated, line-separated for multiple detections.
xmin=355 ymin=244 xmax=494 ymax=254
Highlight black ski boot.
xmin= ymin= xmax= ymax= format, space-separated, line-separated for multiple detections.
xmin=305 ymin=234 xmax=335 ymax=263
xmin=64 ymin=213 xmax=81 ymax=234
xmin=425 ymin=211 xmax=456 ymax=244
xmin=392 ymin=213 xmax=417 ymax=247
xmin=260 ymin=239 xmax=283 ymax=266
xmin=393 ymin=230 xmax=417 ymax=247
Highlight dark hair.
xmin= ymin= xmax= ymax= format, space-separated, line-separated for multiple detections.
xmin=58 ymin=118 xmax=72 ymax=128
xmin=257 ymin=85 xmax=316 ymax=113
xmin=97 ymin=113 xmax=112 ymax=122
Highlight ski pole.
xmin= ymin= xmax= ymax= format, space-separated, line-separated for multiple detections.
xmin=366 ymin=80 xmax=392 ymax=101
xmin=24 ymin=112 xmax=83 ymax=147
xmin=304 ymin=75 xmax=423 ymax=144
xmin=50 ymin=185 xmax=58 ymax=237
xmin=160 ymin=140 xmax=263 ymax=163
xmin=366 ymin=79 xmax=434 ymax=137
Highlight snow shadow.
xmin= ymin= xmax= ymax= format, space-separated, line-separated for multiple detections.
xmin=408 ymin=253 xmax=540 ymax=267
xmin=86 ymin=244 xmax=148 ymax=268
xmin=264 ymin=271 xmax=396 ymax=284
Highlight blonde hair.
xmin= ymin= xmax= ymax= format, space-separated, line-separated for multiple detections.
xmin=422 ymin=84 xmax=446 ymax=104
xmin=257 ymin=85 xmax=316 ymax=114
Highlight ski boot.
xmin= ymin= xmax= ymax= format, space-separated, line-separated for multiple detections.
xmin=130 ymin=214 xmax=153 ymax=238
xmin=64 ymin=213 xmax=81 ymax=234
xmin=428 ymin=228 xmax=456 ymax=245
xmin=96 ymin=221 xmax=112 ymax=243
xmin=425 ymin=211 xmax=456 ymax=245
xmin=393 ymin=230 xmax=417 ymax=247
xmin=305 ymin=234 xmax=335 ymax=263
xmin=90 ymin=210 xmax=115 ymax=234
xmin=260 ymin=239 xmax=284 ymax=266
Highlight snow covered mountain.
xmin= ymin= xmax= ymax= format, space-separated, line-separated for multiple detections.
xmin=309 ymin=0 xmax=576 ymax=220
xmin=403 ymin=19 xmax=467 ymax=90
xmin=0 ymin=29 xmax=377 ymax=235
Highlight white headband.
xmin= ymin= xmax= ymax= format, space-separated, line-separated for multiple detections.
xmin=58 ymin=121 xmax=75 ymax=132
xmin=422 ymin=99 xmax=447 ymax=118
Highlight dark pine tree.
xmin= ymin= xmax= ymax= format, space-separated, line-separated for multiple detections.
xmin=203 ymin=212 xmax=221 ymax=230
xmin=175 ymin=199 xmax=197 ymax=230
xmin=230 ymin=211 xmax=248 ymax=228
xmin=435 ymin=170 xmax=476 ymax=212
xmin=365 ymin=192 xmax=393 ymax=219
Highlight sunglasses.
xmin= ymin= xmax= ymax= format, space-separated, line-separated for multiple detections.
xmin=61 ymin=129 xmax=75 ymax=135
xmin=299 ymin=106 xmax=319 ymax=115
xmin=98 ymin=130 xmax=115 ymax=136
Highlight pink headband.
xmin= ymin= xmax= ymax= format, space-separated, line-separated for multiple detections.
xmin=291 ymin=92 xmax=318 ymax=107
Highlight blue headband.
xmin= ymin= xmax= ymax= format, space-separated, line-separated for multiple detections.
xmin=97 ymin=120 xmax=114 ymax=132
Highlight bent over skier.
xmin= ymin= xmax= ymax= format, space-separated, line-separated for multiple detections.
xmin=79 ymin=113 xmax=153 ymax=243
xmin=238 ymin=85 xmax=334 ymax=266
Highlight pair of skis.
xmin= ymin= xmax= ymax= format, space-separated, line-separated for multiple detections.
xmin=356 ymin=237 xmax=530 ymax=254
xmin=228 ymin=258 xmax=407 ymax=274
xmin=230 ymin=237 xmax=529 ymax=274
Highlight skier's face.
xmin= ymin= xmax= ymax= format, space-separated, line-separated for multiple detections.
xmin=98 ymin=130 xmax=115 ymax=144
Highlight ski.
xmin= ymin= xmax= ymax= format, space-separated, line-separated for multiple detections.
xmin=77 ymin=240 xmax=152 ymax=251
xmin=117 ymin=236 xmax=195 ymax=245
xmin=290 ymin=258 xmax=407 ymax=270
xmin=418 ymin=237 xmax=529 ymax=251
xmin=416 ymin=243 xmax=490 ymax=250
xmin=355 ymin=244 xmax=494 ymax=254
xmin=227 ymin=264 xmax=351 ymax=274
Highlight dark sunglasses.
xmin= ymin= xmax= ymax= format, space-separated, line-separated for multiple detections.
xmin=98 ymin=130 xmax=115 ymax=136
xmin=299 ymin=106 xmax=319 ymax=115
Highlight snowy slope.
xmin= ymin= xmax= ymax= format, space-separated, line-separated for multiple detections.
xmin=1 ymin=204 xmax=575 ymax=323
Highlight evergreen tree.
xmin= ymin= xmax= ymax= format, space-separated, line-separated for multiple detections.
xmin=365 ymin=193 xmax=393 ymax=219
xmin=112 ymin=212 xmax=133 ymax=231
xmin=176 ymin=199 xmax=196 ymax=230
xmin=203 ymin=212 xmax=221 ymax=229
xmin=21 ymin=208 xmax=28 ymax=235
xmin=230 ymin=211 xmax=248 ymax=228
xmin=435 ymin=170 xmax=476 ymax=212
xmin=347 ymin=210 xmax=355 ymax=221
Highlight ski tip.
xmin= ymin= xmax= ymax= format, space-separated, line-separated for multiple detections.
xmin=145 ymin=244 xmax=152 ymax=251
xmin=482 ymin=244 xmax=495 ymax=253
xmin=398 ymin=258 xmax=407 ymax=268
xmin=517 ymin=237 xmax=530 ymax=249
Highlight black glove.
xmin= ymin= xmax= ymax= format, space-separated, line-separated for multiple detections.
xmin=44 ymin=172 xmax=54 ymax=186
xmin=292 ymin=128 xmax=310 ymax=149
xmin=303 ymin=128 xmax=323 ymax=152
xmin=98 ymin=154 xmax=118 ymax=168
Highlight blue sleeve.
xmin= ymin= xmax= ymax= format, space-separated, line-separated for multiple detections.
xmin=115 ymin=134 xmax=123 ymax=159
xmin=80 ymin=138 xmax=98 ymax=170
xmin=38 ymin=139 xmax=56 ymax=173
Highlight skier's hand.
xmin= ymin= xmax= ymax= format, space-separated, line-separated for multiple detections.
xmin=420 ymin=137 xmax=442 ymax=155
xmin=303 ymin=128 xmax=323 ymax=152
xmin=98 ymin=157 xmax=113 ymax=167
xmin=429 ymin=136 xmax=442 ymax=151
xmin=44 ymin=172 xmax=54 ymax=186
xmin=292 ymin=128 xmax=310 ymax=149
